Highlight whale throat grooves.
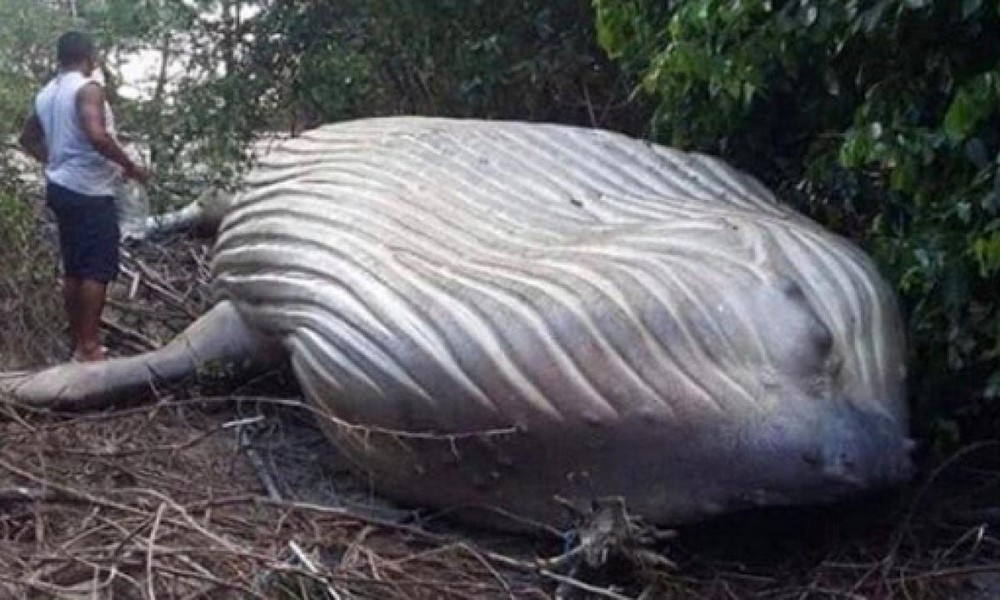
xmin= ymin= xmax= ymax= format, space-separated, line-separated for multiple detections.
xmin=211 ymin=117 xmax=910 ymax=525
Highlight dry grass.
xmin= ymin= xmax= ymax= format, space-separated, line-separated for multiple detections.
xmin=0 ymin=200 xmax=998 ymax=599
xmin=0 ymin=392 xmax=996 ymax=599
xmin=0 ymin=398 xmax=559 ymax=599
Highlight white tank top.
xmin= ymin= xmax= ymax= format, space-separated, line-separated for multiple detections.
xmin=34 ymin=71 xmax=121 ymax=197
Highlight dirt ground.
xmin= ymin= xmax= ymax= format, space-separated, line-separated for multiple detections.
xmin=1 ymin=230 xmax=998 ymax=599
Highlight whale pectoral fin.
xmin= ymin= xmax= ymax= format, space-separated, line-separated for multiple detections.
xmin=0 ymin=301 xmax=280 ymax=411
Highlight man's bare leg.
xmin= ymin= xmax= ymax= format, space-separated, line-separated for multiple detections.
xmin=74 ymin=279 xmax=108 ymax=362
xmin=62 ymin=276 xmax=82 ymax=351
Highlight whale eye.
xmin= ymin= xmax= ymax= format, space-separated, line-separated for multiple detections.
xmin=779 ymin=277 xmax=805 ymax=298
xmin=813 ymin=323 xmax=834 ymax=355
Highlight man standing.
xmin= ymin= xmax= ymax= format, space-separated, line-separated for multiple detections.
xmin=18 ymin=31 xmax=149 ymax=362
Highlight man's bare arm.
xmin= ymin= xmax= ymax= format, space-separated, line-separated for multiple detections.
xmin=18 ymin=112 xmax=47 ymax=164
xmin=77 ymin=82 xmax=149 ymax=183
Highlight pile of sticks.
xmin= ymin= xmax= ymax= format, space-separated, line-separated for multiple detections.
xmin=102 ymin=234 xmax=214 ymax=356
xmin=0 ymin=395 xmax=670 ymax=599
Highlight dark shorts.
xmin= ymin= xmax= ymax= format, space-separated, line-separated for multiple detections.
xmin=46 ymin=181 xmax=120 ymax=283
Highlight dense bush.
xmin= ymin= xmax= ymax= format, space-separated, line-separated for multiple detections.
xmin=0 ymin=189 xmax=63 ymax=369
xmin=594 ymin=0 xmax=1000 ymax=444
xmin=241 ymin=0 xmax=642 ymax=132
xmin=0 ymin=1 xmax=70 ymax=367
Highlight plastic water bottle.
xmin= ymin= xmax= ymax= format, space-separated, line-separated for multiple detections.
xmin=116 ymin=178 xmax=151 ymax=241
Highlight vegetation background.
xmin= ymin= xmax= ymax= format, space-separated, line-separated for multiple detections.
xmin=1 ymin=0 xmax=998 ymax=451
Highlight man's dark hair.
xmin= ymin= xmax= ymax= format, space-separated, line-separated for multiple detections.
xmin=56 ymin=31 xmax=95 ymax=67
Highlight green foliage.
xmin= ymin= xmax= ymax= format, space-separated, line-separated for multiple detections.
xmin=84 ymin=0 xmax=266 ymax=195
xmin=0 ymin=2 xmax=72 ymax=367
xmin=243 ymin=0 xmax=640 ymax=131
xmin=595 ymin=0 xmax=1000 ymax=442
xmin=0 ymin=190 xmax=63 ymax=369
xmin=0 ymin=0 xmax=72 ymax=143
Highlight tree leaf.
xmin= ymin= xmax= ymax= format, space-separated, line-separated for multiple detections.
xmin=962 ymin=0 xmax=983 ymax=19
xmin=965 ymin=138 xmax=990 ymax=168
xmin=856 ymin=0 xmax=891 ymax=34
xmin=945 ymin=89 xmax=977 ymax=141
xmin=804 ymin=4 xmax=818 ymax=26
